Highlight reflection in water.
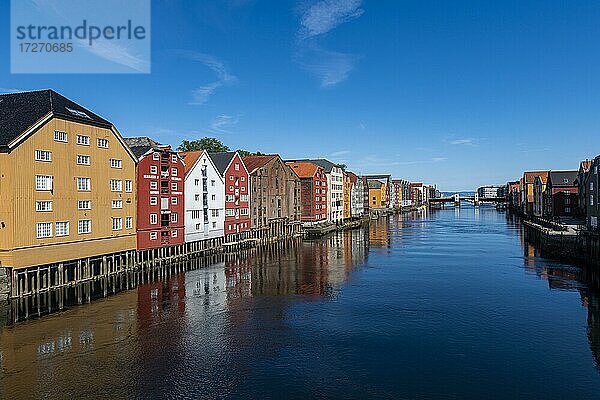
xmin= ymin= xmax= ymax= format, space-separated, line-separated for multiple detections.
xmin=3 ymin=212 xmax=600 ymax=398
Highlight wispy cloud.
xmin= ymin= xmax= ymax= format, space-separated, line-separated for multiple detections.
xmin=179 ymin=52 xmax=238 ymax=105
xmin=295 ymin=0 xmax=364 ymax=87
xmin=295 ymin=42 xmax=360 ymax=87
xmin=330 ymin=150 xmax=351 ymax=157
xmin=449 ymin=138 xmax=477 ymax=146
xmin=298 ymin=0 xmax=364 ymax=39
xmin=208 ymin=114 xmax=240 ymax=135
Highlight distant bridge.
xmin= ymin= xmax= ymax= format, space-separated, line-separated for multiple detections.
xmin=428 ymin=193 xmax=506 ymax=206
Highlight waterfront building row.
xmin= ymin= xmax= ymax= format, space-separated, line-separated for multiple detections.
xmin=0 ymin=89 xmax=435 ymax=279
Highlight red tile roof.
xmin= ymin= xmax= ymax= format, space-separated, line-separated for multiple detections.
xmin=523 ymin=171 xmax=548 ymax=184
xmin=345 ymin=171 xmax=358 ymax=183
xmin=242 ymin=155 xmax=277 ymax=174
xmin=286 ymin=161 xmax=321 ymax=178
xmin=179 ymin=150 xmax=204 ymax=176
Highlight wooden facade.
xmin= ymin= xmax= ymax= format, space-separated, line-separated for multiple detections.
xmin=0 ymin=91 xmax=137 ymax=271
xmin=287 ymin=162 xmax=327 ymax=224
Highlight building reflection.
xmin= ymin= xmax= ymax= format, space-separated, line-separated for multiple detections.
xmin=368 ymin=217 xmax=390 ymax=248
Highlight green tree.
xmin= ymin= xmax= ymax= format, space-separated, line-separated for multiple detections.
xmin=177 ymin=137 xmax=230 ymax=152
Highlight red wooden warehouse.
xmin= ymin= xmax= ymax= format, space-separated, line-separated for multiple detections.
xmin=209 ymin=151 xmax=251 ymax=241
xmin=125 ymin=137 xmax=185 ymax=250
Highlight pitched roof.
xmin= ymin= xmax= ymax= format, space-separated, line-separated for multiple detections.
xmin=580 ymin=159 xmax=592 ymax=173
xmin=286 ymin=158 xmax=340 ymax=173
xmin=548 ymin=170 xmax=578 ymax=187
xmin=242 ymin=155 xmax=277 ymax=174
xmin=286 ymin=161 xmax=321 ymax=178
xmin=124 ymin=137 xmax=167 ymax=158
xmin=523 ymin=171 xmax=548 ymax=184
xmin=209 ymin=151 xmax=237 ymax=175
xmin=345 ymin=171 xmax=358 ymax=183
xmin=179 ymin=150 xmax=205 ymax=176
xmin=0 ymin=89 xmax=111 ymax=149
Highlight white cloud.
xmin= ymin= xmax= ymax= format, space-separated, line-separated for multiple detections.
xmin=299 ymin=0 xmax=364 ymax=39
xmin=295 ymin=42 xmax=359 ymax=87
xmin=0 ymin=88 xmax=23 ymax=94
xmin=182 ymin=52 xmax=238 ymax=105
xmin=208 ymin=114 xmax=240 ymax=134
xmin=449 ymin=138 xmax=477 ymax=146
xmin=330 ymin=150 xmax=350 ymax=157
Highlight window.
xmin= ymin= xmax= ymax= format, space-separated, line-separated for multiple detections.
xmin=226 ymin=209 xmax=235 ymax=217
xmin=97 ymin=138 xmax=109 ymax=148
xmin=171 ymin=196 xmax=178 ymax=205
xmin=36 ymin=175 xmax=53 ymax=191
xmin=196 ymin=223 xmax=201 ymax=230
xmin=112 ymin=200 xmax=123 ymax=209
xmin=195 ymin=179 xmax=199 ymax=186
xmin=592 ymin=182 xmax=595 ymax=191
xmin=591 ymin=195 xmax=595 ymax=206
xmin=150 ymin=232 xmax=157 ymax=240
xmin=212 ymin=222 xmax=216 ymax=228
xmin=172 ymin=154 xmax=177 ymax=163
xmin=171 ymin=182 xmax=177 ymax=191
xmin=235 ymin=163 xmax=239 ymax=171
xmin=36 ymin=222 xmax=52 ymax=238
xmin=55 ymin=221 xmax=69 ymax=237
xmin=76 ymin=135 xmax=90 ymax=145
xmin=77 ymin=177 xmax=91 ymax=191
xmin=150 ymin=213 xmax=157 ymax=224
xmin=112 ymin=217 xmax=123 ymax=230
xmin=211 ymin=194 xmax=216 ymax=201
xmin=150 ymin=165 xmax=158 ymax=174
xmin=171 ymin=213 xmax=178 ymax=223
xmin=565 ymin=198 xmax=571 ymax=205
xmin=565 ymin=207 xmax=571 ymax=213
xmin=191 ymin=210 xmax=201 ymax=219
xmin=78 ymin=219 xmax=91 ymax=234
xmin=78 ymin=200 xmax=91 ymax=210
xmin=35 ymin=150 xmax=52 ymax=162
xmin=77 ymin=155 xmax=91 ymax=165
xmin=36 ymin=201 xmax=53 ymax=212
xmin=150 ymin=181 xmax=158 ymax=190
xmin=172 ymin=229 xmax=178 ymax=238
xmin=125 ymin=216 xmax=133 ymax=229
xmin=153 ymin=152 xmax=160 ymax=160
xmin=241 ymin=176 xmax=245 ymax=182
xmin=150 ymin=197 xmax=158 ymax=206
xmin=229 ymin=185 xmax=233 ymax=191
xmin=54 ymin=131 xmax=68 ymax=142
xmin=125 ymin=180 xmax=132 ymax=192
xmin=110 ymin=159 xmax=122 ymax=168
xmin=211 ymin=180 xmax=215 ymax=186
xmin=171 ymin=167 xmax=178 ymax=176
xmin=110 ymin=179 xmax=122 ymax=192
xmin=212 ymin=209 xmax=219 ymax=217
xmin=241 ymin=194 xmax=248 ymax=202
xmin=226 ymin=194 xmax=234 ymax=202
xmin=195 ymin=194 xmax=200 ymax=201
xmin=240 ymin=208 xmax=249 ymax=216
xmin=230 ymin=176 xmax=234 ymax=181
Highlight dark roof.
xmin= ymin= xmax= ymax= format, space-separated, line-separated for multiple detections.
xmin=549 ymin=170 xmax=578 ymax=187
xmin=367 ymin=179 xmax=383 ymax=189
xmin=124 ymin=137 xmax=166 ymax=158
xmin=286 ymin=158 xmax=340 ymax=173
xmin=0 ymin=89 xmax=111 ymax=148
xmin=209 ymin=151 xmax=237 ymax=175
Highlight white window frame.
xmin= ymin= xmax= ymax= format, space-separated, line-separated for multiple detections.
xmin=78 ymin=200 xmax=91 ymax=210
xmin=110 ymin=179 xmax=123 ymax=192
xmin=171 ymin=182 xmax=177 ymax=191
xmin=150 ymin=181 xmax=158 ymax=190
xmin=125 ymin=216 xmax=133 ymax=229
xmin=171 ymin=167 xmax=178 ymax=176
xmin=150 ymin=231 xmax=157 ymax=240
xmin=55 ymin=221 xmax=69 ymax=237
xmin=78 ymin=219 xmax=92 ymax=234
xmin=77 ymin=177 xmax=91 ymax=191
xmin=35 ymin=200 xmax=53 ymax=212
xmin=112 ymin=217 xmax=123 ymax=231
xmin=36 ymin=222 xmax=52 ymax=238
xmin=54 ymin=131 xmax=68 ymax=142
xmin=150 ymin=213 xmax=157 ymax=225
xmin=125 ymin=180 xmax=133 ymax=193
xmin=35 ymin=150 xmax=52 ymax=162
xmin=112 ymin=200 xmax=123 ymax=209
xmin=36 ymin=175 xmax=53 ymax=191
xmin=150 ymin=165 xmax=158 ymax=174
xmin=150 ymin=196 xmax=158 ymax=206
xmin=171 ymin=196 xmax=178 ymax=205
xmin=110 ymin=159 xmax=122 ymax=169
xmin=77 ymin=155 xmax=91 ymax=165
xmin=171 ymin=213 xmax=178 ymax=223
xmin=76 ymin=135 xmax=90 ymax=146
xmin=172 ymin=229 xmax=178 ymax=238
xmin=97 ymin=138 xmax=109 ymax=148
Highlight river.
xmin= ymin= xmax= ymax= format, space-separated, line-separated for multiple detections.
xmin=1 ymin=207 xmax=600 ymax=399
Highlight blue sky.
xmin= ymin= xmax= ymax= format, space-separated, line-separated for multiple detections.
xmin=2 ymin=0 xmax=600 ymax=190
